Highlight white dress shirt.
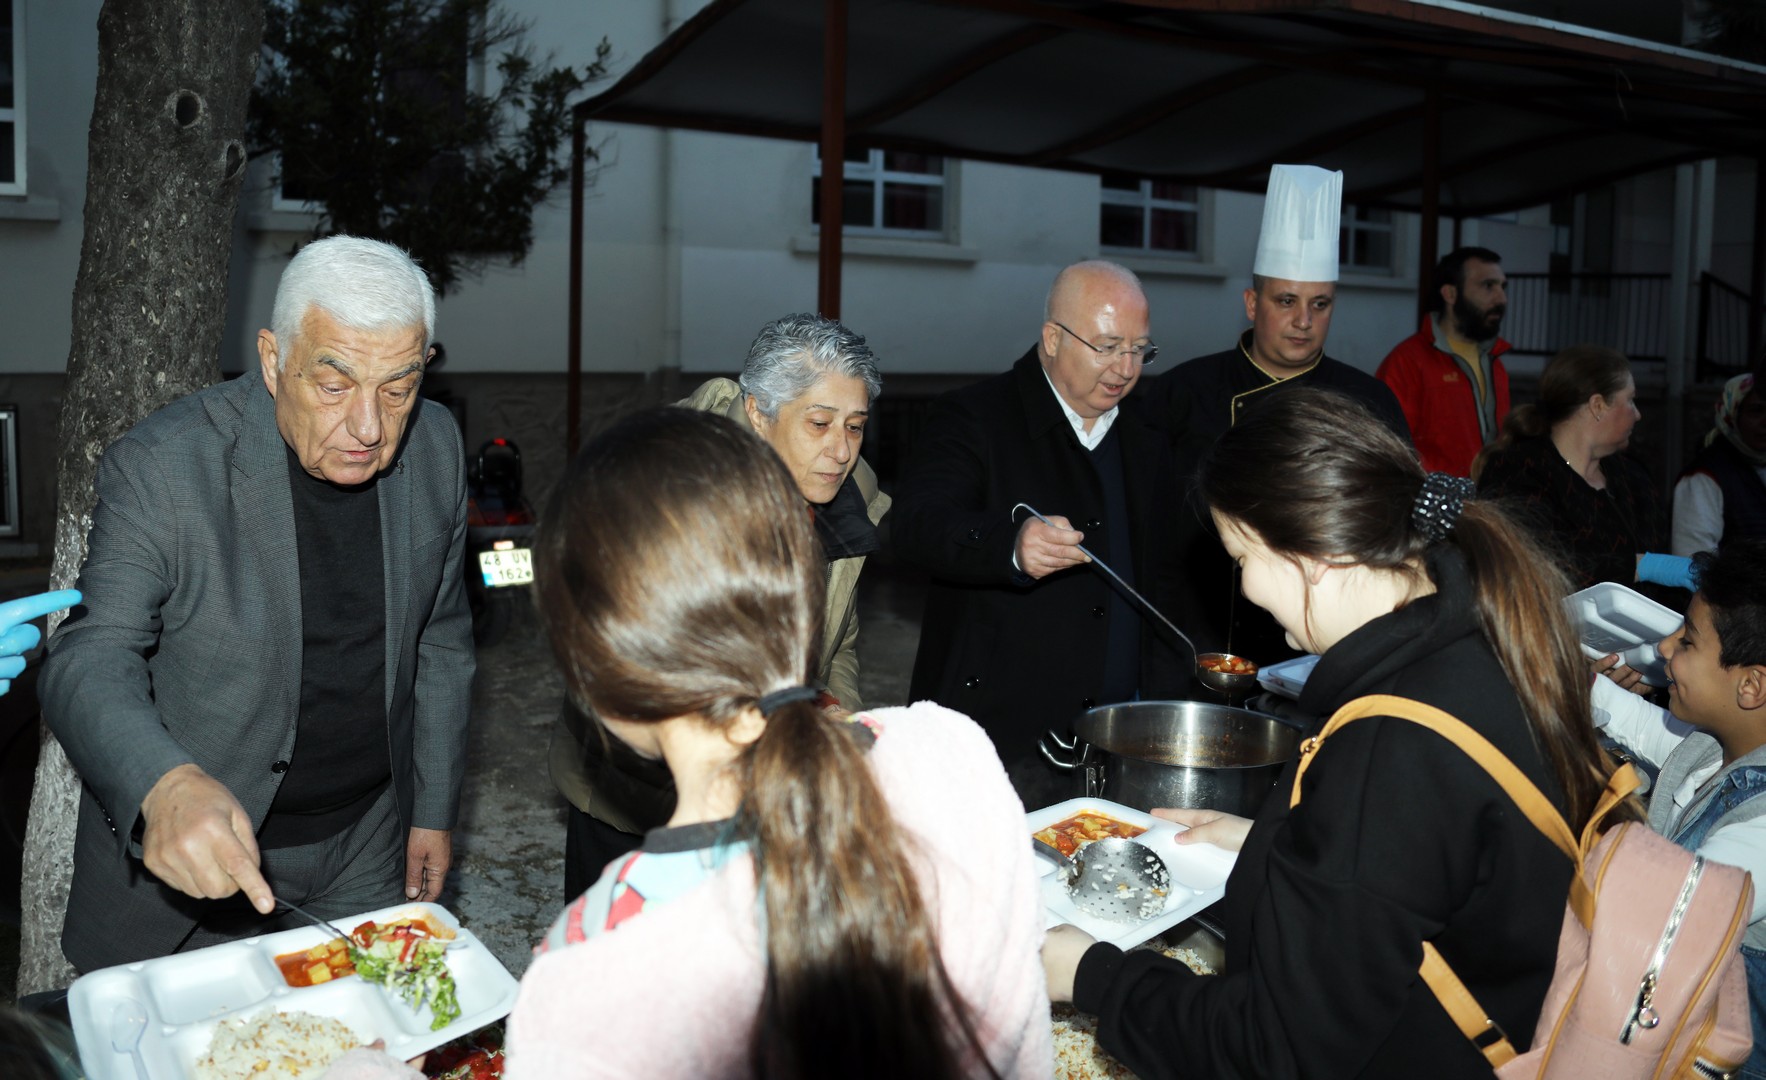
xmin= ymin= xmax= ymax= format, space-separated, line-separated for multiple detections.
xmin=1040 ymin=364 xmax=1119 ymax=451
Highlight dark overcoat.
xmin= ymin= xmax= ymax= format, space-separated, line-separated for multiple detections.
xmin=892 ymin=349 xmax=1186 ymax=756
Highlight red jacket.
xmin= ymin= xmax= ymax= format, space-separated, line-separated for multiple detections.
xmin=1377 ymin=316 xmax=1510 ymax=477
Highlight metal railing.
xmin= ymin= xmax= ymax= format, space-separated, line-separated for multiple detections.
xmin=1503 ymin=271 xmax=1764 ymax=378
xmin=1696 ymin=271 xmax=1764 ymax=380
xmin=1501 ymin=273 xmax=1672 ymax=362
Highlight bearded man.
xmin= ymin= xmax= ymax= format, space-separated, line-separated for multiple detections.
xmin=1377 ymin=246 xmax=1512 ymax=477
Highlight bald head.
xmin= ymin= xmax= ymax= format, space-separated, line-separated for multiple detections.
xmin=1045 ymin=260 xmax=1146 ymax=324
xmin=1038 ymin=260 xmax=1151 ymax=426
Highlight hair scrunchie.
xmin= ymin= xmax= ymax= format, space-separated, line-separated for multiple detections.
xmin=1411 ymin=472 xmax=1475 ymax=543
xmin=756 ymin=686 xmax=820 ymax=716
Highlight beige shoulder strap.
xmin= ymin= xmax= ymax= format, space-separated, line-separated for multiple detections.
xmin=1420 ymin=942 xmax=1519 ymax=1067
xmin=1291 ymin=694 xmax=1636 ymax=1067
xmin=1292 ymin=694 xmax=1579 ymax=858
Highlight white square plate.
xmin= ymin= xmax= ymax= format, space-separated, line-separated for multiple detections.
xmin=68 ymin=901 xmax=517 ymax=1080
xmin=1027 ymin=797 xmax=1235 ymax=949
xmin=1256 ymin=654 xmax=1321 ymax=700
xmin=1563 ymin=582 xmax=1682 ymax=686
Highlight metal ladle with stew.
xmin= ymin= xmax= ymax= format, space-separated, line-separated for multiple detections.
xmin=1010 ymin=503 xmax=1258 ymax=694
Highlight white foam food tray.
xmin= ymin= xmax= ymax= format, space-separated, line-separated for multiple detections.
xmin=68 ymin=901 xmax=518 ymax=1080
xmin=1027 ymin=797 xmax=1235 ymax=949
xmin=1256 ymin=654 xmax=1320 ymax=700
xmin=1563 ymin=582 xmax=1683 ymax=687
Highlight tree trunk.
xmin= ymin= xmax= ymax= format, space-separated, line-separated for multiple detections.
xmin=17 ymin=0 xmax=264 ymax=996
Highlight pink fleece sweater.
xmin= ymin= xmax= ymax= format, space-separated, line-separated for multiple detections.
xmin=505 ymin=701 xmax=1054 ymax=1078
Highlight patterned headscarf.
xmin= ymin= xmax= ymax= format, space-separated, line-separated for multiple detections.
xmin=1707 ymin=373 xmax=1766 ymax=467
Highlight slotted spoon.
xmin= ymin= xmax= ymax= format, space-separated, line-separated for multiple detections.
xmin=1034 ymin=834 xmax=1173 ymax=923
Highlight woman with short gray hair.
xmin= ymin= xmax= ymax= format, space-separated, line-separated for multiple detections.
xmin=551 ymin=313 xmax=891 ymax=895
xmin=739 ymin=313 xmax=882 ymax=419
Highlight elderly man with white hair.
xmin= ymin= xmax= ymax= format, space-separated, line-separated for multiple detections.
xmin=550 ymin=312 xmax=890 ymax=897
xmin=42 ymin=235 xmax=475 ymax=972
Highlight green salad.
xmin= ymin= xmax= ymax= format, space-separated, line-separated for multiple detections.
xmin=350 ymin=917 xmax=462 ymax=1031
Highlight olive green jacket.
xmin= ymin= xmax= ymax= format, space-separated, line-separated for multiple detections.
xmin=548 ymin=377 xmax=890 ymax=830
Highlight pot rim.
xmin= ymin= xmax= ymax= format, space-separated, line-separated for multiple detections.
xmin=1074 ymin=699 xmax=1300 ymax=771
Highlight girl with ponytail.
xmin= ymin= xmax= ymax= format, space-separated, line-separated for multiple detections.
xmin=509 ymin=407 xmax=1049 ymax=1079
xmin=1044 ymin=388 xmax=1628 ymax=1080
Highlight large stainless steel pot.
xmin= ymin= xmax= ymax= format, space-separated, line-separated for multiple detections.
xmin=1040 ymin=700 xmax=1301 ymax=817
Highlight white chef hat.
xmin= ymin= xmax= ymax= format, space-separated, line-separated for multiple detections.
xmin=1253 ymin=164 xmax=1343 ymax=283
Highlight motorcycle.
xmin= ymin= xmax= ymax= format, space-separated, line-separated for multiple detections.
xmin=465 ymin=438 xmax=536 ymax=646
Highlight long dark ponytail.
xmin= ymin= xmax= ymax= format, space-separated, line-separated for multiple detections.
xmin=1198 ymin=388 xmax=1621 ymax=829
xmin=533 ymin=407 xmax=998 ymax=1079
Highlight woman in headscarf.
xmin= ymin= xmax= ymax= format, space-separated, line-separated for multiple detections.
xmin=1673 ymin=371 xmax=1766 ymax=556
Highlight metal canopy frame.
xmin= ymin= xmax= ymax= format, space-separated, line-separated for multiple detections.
xmin=562 ymin=0 xmax=1766 ymax=450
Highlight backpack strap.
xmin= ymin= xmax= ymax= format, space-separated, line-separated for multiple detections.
xmin=1291 ymin=694 xmax=1634 ymax=1067
xmin=1292 ymin=694 xmax=1579 ymax=860
xmin=1420 ymin=942 xmax=1520 ymax=1067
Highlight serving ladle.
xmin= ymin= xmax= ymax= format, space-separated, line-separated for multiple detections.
xmin=1033 ymin=834 xmax=1174 ymax=923
xmin=1011 ymin=503 xmax=1258 ymax=694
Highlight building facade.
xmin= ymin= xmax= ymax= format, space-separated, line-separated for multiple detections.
xmin=0 ymin=0 xmax=1752 ymax=552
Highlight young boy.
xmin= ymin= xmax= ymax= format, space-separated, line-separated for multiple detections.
xmin=1591 ymin=538 xmax=1766 ymax=1076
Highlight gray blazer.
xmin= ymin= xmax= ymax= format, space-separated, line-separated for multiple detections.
xmin=40 ymin=373 xmax=476 ymax=971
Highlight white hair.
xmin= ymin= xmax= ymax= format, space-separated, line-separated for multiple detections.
xmin=737 ymin=313 xmax=882 ymax=420
xmin=270 ymin=235 xmax=436 ymax=368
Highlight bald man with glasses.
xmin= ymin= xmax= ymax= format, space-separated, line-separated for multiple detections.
xmin=892 ymin=260 xmax=1187 ymax=792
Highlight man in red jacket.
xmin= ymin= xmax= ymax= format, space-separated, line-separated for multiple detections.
xmin=1377 ymin=246 xmax=1510 ymax=476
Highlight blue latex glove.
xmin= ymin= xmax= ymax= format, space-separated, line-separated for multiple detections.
xmin=0 ymin=588 xmax=80 ymax=696
xmin=1637 ymin=553 xmax=1697 ymax=591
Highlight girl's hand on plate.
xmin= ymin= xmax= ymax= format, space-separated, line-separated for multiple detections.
xmin=1154 ymin=807 xmax=1252 ymax=853
xmin=1042 ymin=923 xmax=1097 ymax=1003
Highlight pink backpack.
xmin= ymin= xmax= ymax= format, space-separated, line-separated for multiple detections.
xmin=1298 ymin=696 xmax=1754 ymax=1079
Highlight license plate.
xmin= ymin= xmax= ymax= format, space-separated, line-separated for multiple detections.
xmin=478 ymin=548 xmax=534 ymax=587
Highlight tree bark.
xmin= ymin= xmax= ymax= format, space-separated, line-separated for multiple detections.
xmin=18 ymin=0 xmax=264 ymax=996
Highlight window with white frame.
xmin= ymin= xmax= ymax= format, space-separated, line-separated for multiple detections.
xmin=1099 ymin=176 xmax=1200 ymax=256
xmin=0 ymin=0 xmax=24 ymax=195
xmin=267 ymin=2 xmax=478 ymax=213
xmin=811 ymin=147 xmax=945 ymax=237
xmin=1340 ymin=205 xmax=1396 ymax=274
xmin=270 ymin=152 xmax=322 ymax=213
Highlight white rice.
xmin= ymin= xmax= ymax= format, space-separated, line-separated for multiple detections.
xmin=194 ymin=1009 xmax=361 ymax=1080
xmin=1051 ymin=943 xmax=1216 ymax=1080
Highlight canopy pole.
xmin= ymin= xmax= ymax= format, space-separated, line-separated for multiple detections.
xmin=567 ymin=112 xmax=586 ymax=455
xmin=1416 ymin=85 xmax=1441 ymax=319
xmin=817 ymin=0 xmax=847 ymax=319
xmin=1751 ymin=153 xmax=1766 ymax=369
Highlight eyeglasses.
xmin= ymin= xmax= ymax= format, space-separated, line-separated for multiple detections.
xmin=1053 ymin=322 xmax=1158 ymax=365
